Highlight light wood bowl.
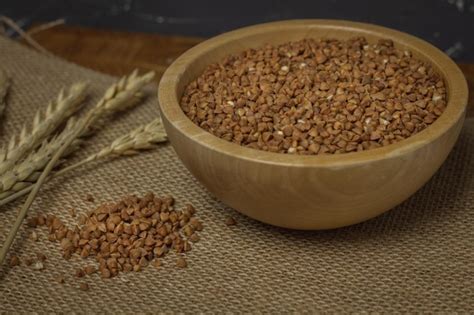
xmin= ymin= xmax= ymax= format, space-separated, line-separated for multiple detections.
xmin=158 ymin=20 xmax=468 ymax=229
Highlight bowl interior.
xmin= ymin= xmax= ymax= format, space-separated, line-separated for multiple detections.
xmin=159 ymin=20 xmax=468 ymax=167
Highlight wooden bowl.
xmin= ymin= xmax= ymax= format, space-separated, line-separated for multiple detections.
xmin=158 ymin=20 xmax=468 ymax=229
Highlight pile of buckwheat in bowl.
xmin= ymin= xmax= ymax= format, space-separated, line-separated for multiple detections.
xmin=180 ymin=37 xmax=447 ymax=155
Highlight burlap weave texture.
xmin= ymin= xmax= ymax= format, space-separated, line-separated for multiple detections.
xmin=0 ymin=36 xmax=472 ymax=313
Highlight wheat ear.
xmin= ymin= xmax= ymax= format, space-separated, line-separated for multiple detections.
xmin=0 ymin=118 xmax=77 ymax=192
xmin=0 ymin=118 xmax=167 ymax=205
xmin=87 ymin=118 xmax=167 ymax=158
xmin=0 ymin=90 xmax=144 ymax=193
xmin=0 ymin=69 xmax=10 ymax=119
xmin=0 ymin=71 xmax=151 ymax=197
xmin=82 ymin=118 xmax=167 ymax=161
xmin=0 ymin=82 xmax=88 ymax=175
xmin=0 ymin=71 xmax=155 ymax=266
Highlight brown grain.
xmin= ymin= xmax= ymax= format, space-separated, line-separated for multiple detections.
xmin=79 ymin=283 xmax=89 ymax=291
xmin=85 ymin=194 xmax=94 ymax=202
xmin=75 ymin=268 xmax=85 ymax=278
xmin=180 ymin=37 xmax=447 ymax=155
xmin=9 ymin=255 xmax=20 ymax=267
xmin=225 ymin=216 xmax=237 ymax=226
xmin=176 ymin=257 xmax=187 ymax=268
xmin=84 ymin=265 xmax=96 ymax=275
xmin=34 ymin=192 xmax=202 ymax=279
xmin=26 ymin=216 xmax=38 ymax=228
xmin=36 ymin=252 xmax=47 ymax=261
xmin=189 ymin=233 xmax=200 ymax=243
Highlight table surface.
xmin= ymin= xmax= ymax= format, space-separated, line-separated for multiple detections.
xmin=29 ymin=25 xmax=473 ymax=117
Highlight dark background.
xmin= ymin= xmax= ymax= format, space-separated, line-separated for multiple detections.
xmin=1 ymin=0 xmax=474 ymax=61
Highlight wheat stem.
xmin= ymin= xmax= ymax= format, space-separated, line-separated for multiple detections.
xmin=0 ymin=16 xmax=54 ymax=56
xmin=27 ymin=19 xmax=65 ymax=36
xmin=0 ymin=118 xmax=167 ymax=206
xmin=0 ymin=82 xmax=88 ymax=175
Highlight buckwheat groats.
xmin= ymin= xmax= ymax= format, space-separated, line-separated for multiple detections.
xmin=28 ymin=193 xmax=202 ymax=280
xmin=180 ymin=37 xmax=447 ymax=155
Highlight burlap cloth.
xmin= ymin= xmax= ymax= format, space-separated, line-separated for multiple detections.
xmin=0 ymin=35 xmax=472 ymax=313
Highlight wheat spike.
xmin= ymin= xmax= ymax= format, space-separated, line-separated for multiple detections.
xmin=0 ymin=118 xmax=75 ymax=191
xmin=0 ymin=82 xmax=88 ymax=175
xmin=85 ymin=118 xmax=167 ymax=161
xmin=0 ymin=71 xmax=155 ymax=201
xmin=0 ymin=118 xmax=167 ymax=206
xmin=0 ymin=69 xmax=10 ymax=119
xmin=92 ymin=70 xmax=154 ymax=117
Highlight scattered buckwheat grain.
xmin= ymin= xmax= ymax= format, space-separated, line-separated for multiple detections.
xmin=27 ymin=216 xmax=38 ymax=228
xmin=79 ymin=283 xmax=89 ymax=291
xmin=36 ymin=252 xmax=47 ymax=261
xmin=84 ymin=265 xmax=96 ymax=275
xmin=225 ymin=216 xmax=237 ymax=226
xmin=85 ymin=194 xmax=95 ymax=202
xmin=176 ymin=257 xmax=187 ymax=268
xmin=9 ymin=255 xmax=20 ymax=267
xmin=37 ymin=214 xmax=46 ymax=226
xmin=75 ymin=268 xmax=85 ymax=278
xmin=32 ymin=192 xmax=202 ymax=279
xmin=189 ymin=233 xmax=200 ymax=243
xmin=181 ymin=37 xmax=447 ymax=155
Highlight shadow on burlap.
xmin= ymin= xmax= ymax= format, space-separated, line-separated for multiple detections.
xmin=0 ymin=36 xmax=472 ymax=313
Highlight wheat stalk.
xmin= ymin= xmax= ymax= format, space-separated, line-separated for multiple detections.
xmin=0 ymin=70 xmax=156 ymax=266
xmin=0 ymin=71 xmax=152 ymax=197
xmin=0 ymin=82 xmax=88 ymax=175
xmin=0 ymin=118 xmax=167 ymax=205
xmin=0 ymin=69 xmax=10 ymax=119
xmin=0 ymin=16 xmax=54 ymax=56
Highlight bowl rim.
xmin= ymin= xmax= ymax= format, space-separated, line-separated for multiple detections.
xmin=158 ymin=19 xmax=468 ymax=168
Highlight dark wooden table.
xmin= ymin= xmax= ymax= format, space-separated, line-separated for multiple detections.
xmin=30 ymin=25 xmax=473 ymax=117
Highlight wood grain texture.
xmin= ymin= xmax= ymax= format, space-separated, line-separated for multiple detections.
xmin=30 ymin=25 xmax=203 ymax=81
xmin=158 ymin=20 xmax=468 ymax=229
